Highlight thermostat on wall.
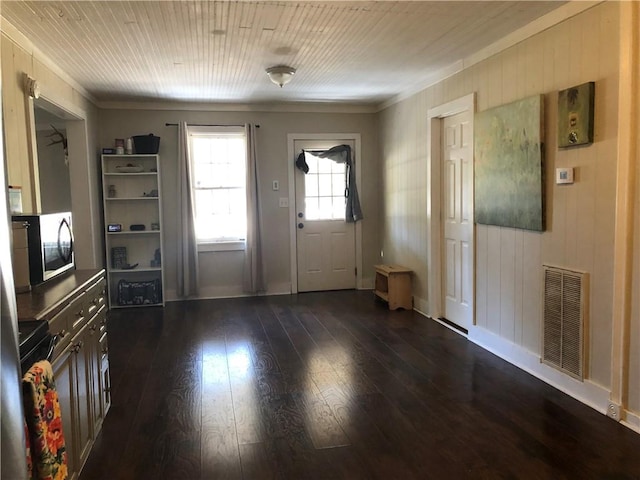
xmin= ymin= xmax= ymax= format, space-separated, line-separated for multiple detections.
xmin=556 ymin=167 xmax=574 ymax=184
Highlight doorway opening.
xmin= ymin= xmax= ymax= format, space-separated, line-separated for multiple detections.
xmin=426 ymin=94 xmax=476 ymax=331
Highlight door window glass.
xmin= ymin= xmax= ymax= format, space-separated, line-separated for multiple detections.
xmin=304 ymin=153 xmax=345 ymax=220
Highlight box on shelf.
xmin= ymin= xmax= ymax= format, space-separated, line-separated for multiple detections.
xmin=117 ymin=278 xmax=162 ymax=305
xmin=132 ymin=134 xmax=160 ymax=154
xmin=111 ymin=247 xmax=127 ymax=269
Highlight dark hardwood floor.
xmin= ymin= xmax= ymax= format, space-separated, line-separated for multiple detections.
xmin=80 ymin=291 xmax=640 ymax=480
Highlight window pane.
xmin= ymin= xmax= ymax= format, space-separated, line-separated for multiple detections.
xmin=305 ymin=154 xmax=318 ymax=174
xmin=194 ymin=189 xmax=215 ymax=216
xmin=332 ymin=174 xmax=344 ymax=197
xmin=192 ymin=138 xmax=211 ymax=159
xmin=193 ymin=164 xmax=213 ymax=187
xmin=317 ymin=157 xmax=332 ymax=174
xmin=318 ymin=197 xmax=333 ymax=219
xmin=210 ymin=189 xmax=231 ymax=215
xmin=305 ymin=197 xmax=319 ymax=220
xmin=305 ymin=174 xmax=318 ymax=197
xmin=331 ymin=161 xmax=344 ymax=174
xmin=318 ymin=174 xmax=332 ymax=197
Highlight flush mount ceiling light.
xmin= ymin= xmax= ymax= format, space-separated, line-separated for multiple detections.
xmin=266 ymin=65 xmax=296 ymax=88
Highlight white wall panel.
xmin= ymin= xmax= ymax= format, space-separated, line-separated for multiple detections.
xmin=630 ymin=131 xmax=640 ymax=415
xmin=475 ymin=224 xmax=488 ymax=329
xmin=499 ymin=228 xmax=516 ymax=342
xmin=379 ymin=2 xmax=620 ymax=390
xmin=1 ymin=33 xmax=102 ymax=269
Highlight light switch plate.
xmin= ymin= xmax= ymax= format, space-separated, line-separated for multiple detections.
xmin=272 ymin=180 xmax=279 ymax=191
xmin=279 ymin=197 xmax=289 ymax=208
xmin=556 ymin=167 xmax=574 ymax=184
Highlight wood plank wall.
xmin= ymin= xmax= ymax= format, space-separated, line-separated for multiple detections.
xmin=2 ymin=32 xmax=96 ymax=213
xmin=630 ymin=9 xmax=640 ymax=421
xmin=2 ymin=31 xmax=102 ymax=269
xmin=379 ymin=3 xmax=623 ymax=401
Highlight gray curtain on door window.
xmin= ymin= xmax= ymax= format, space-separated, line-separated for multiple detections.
xmin=243 ymin=123 xmax=266 ymax=293
xmin=295 ymin=144 xmax=363 ymax=222
xmin=176 ymin=121 xmax=199 ymax=297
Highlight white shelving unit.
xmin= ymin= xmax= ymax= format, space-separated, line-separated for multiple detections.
xmin=101 ymin=154 xmax=165 ymax=308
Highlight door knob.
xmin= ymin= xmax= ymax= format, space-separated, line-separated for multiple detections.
xmin=298 ymin=212 xmax=303 ymax=218
xmin=298 ymin=223 xmax=304 ymax=229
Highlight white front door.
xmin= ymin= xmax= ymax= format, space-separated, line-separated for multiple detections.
xmin=294 ymin=140 xmax=356 ymax=292
xmin=442 ymin=111 xmax=473 ymax=330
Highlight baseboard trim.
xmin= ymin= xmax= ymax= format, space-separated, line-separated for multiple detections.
xmin=413 ymin=296 xmax=429 ymax=317
xmin=623 ymin=409 xmax=640 ymax=433
xmin=468 ymin=325 xmax=610 ymax=416
xmin=360 ymin=276 xmax=375 ymax=290
xmin=166 ymin=282 xmax=292 ymax=302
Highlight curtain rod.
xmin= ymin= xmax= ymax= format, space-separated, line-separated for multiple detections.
xmin=165 ymin=123 xmax=259 ymax=128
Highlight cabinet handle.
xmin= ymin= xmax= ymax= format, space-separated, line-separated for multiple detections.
xmin=72 ymin=341 xmax=83 ymax=353
xmin=76 ymin=310 xmax=83 ymax=318
xmin=57 ymin=329 xmax=68 ymax=338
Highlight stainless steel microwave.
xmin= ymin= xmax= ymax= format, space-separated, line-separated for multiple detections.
xmin=11 ymin=212 xmax=74 ymax=285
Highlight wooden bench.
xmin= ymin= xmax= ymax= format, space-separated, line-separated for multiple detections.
xmin=374 ymin=264 xmax=413 ymax=310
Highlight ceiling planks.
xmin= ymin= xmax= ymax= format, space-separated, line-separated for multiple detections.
xmin=1 ymin=1 xmax=572 ymax=105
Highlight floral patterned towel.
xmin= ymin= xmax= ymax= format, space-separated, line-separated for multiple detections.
xmin=25 ymin=418 xmax=33 ymax=478
xmin=23 ymin=360 xmax=68 ymax=480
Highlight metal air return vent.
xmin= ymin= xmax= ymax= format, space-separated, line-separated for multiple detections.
xmin=542 ymin=265 xmax=589 ymax=380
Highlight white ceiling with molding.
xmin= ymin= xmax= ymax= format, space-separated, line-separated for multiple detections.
xmin=2 ymin=1 xmax=573 ymax=107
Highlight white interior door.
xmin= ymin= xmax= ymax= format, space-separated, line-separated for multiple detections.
xmin=442 ymin=111 xmax=473 ymax=330
xmin=295 ymin=140 xmax=356 ymax=292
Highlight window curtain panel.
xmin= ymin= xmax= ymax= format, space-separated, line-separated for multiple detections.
xmin=177 ymin=121 xmax=199 ymax=297
xmin=295 ymin=144 xmax=363 ymax=222
xmin=244 ymin=123 xmax=266 ymax=293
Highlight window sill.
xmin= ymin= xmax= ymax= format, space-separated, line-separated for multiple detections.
xmin=198 ymin=241 xmax=246 ymax=252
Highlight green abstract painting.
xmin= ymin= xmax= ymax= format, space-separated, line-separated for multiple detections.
xmin=474 ymin=95 xmax=544 ymax=231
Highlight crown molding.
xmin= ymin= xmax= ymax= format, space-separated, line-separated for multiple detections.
xmin=1 ymin=17 xmax=98 ymax=105
xmin=96 ymin=100 xmax=378 ymax=114
xmin=377 ymin=0 xmax=602 ymax=112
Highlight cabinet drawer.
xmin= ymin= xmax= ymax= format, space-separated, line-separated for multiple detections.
xmin=49 ymin=295 xmax=84 ymax=359
xmin=85 ymin=277 xmax=107 ymax=319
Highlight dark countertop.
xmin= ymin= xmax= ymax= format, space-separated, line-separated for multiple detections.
xmin=16 ymin=269 xmax=105 ymax=322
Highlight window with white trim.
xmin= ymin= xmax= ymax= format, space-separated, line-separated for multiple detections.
xmin=188 ymin=126 xmax=246 ymax=248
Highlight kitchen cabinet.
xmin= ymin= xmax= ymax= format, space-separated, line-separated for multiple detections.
xmin=25 ymin=270 xmax=109 ymax=480
xmin=101 ymin=154 xmax=165 ymax=308
xmin=51 ymin=348 xmax=77 ymax=480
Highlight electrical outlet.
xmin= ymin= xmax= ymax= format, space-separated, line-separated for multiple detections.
xmin=606 ymin=402 xmax=621 ymax=421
